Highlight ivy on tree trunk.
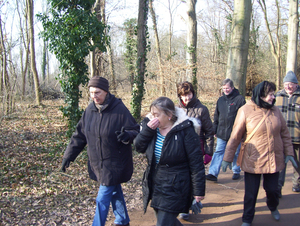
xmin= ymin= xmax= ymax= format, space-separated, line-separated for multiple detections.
xmin=37 ymin=0 xmax=108 ymax=137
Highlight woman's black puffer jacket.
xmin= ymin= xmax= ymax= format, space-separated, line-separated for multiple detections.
xmin=134 ymin=107 xmax=205 ymax=214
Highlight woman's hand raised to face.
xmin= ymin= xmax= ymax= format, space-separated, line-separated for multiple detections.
xmin=147 ymin=117 xmax=160 ymax=130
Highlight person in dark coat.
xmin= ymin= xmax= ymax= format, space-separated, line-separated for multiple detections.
xmin=177 ymin=81 xmax=214 ymax=220
xmin=60 ymin=76 xmax=139 ymax=226
xmin=177 ymin=81 xmax=214 ymax=163
xmin=206 ymin=78 xmax=246 ymax=182
xmin=134 ymin=97 xmax=205 ymax=226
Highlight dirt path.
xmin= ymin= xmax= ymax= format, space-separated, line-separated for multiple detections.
xmin=107 ymin=162 xmax=300 ymax=226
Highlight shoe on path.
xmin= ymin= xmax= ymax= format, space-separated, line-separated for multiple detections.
xmin=292 ymin=186 xmax=300 ymax=192
xmin=241 ymin=222 xmax=251 ymax=226
xmin=232 ymin=174 xmax=240 ymax=180
xmin=178 ymin=213 xmax=189 ymax=221
xmin=271 ymin=209 xmax=280 ymax=221
xmin=206 ymin=174 xmax=217 ymax=182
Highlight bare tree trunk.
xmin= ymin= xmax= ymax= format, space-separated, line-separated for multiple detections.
xmin=27 ymin=0 xmax=41 ymax=105
xmin=90 ymin=0 xmax=109 ymax=80
xmin=0 ymin=44 xmax=2 ymax=94
xmin=0 ymin=16 xmax=11 ymax=114
xmin=286 ymin=0 xmax=298 ymax=74
xmin=16 ymin=0 xmax=29 ymax=97
xmin=132 ymin=0 xmax=149 ymax=121
xmin=258 ymin=0 xmax=282 ymax=88
xmin=23 ymin=10 xmax=30 ymax=97
xmin=107 ymin=43 xmax=116 ymax=93
xmin=90 ymin=0 xmax=101 ymax=77
xmin=149 ymin=0 xmax=164 ymax=95
xmin=102 ymin=0 xmax=116 ymax=93
xmin=186 ymin=0 xmax=197 ymax=95
xmin=168 ymin=0 xmax=172 ymax=57
xmin=41 ymin=40 xmax=47 ymax=82
xmin=226 ymin=0 xmax=252 ymax=96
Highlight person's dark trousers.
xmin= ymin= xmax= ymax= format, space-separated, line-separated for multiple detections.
xmin=292 ymin=144 xmax=300 ymax=188
xmin=154 ymin=208 xmax=183 ymax=226
xmin=242 ymin=172 xmax=279 ymax=223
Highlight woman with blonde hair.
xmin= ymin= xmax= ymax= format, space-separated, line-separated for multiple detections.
xmin=134 ymin=97 xmax=205 ymax=226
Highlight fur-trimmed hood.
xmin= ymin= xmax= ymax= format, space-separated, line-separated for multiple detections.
xmin=146 ymin=107 xmax=201 ymax=135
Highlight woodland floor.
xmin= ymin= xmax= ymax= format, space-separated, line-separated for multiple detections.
xmin=1 ymin=98 xmax=299 ymax=226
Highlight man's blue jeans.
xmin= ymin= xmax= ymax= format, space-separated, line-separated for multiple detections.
xmin=208 ymin=138 xmax=241 ymax=177
xmin=92 ymin=184 xmax=130 ymax=226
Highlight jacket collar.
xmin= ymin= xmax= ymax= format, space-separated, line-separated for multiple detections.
xmin=178 ymin=95 xmax=200 ymax=108
xmin=223 ymin=88 xmax=240 ymax=99
xmin=88 ymin=93 xmax=119 ymax=112
xmin=276 ymin=86 xmax=300 ymax=97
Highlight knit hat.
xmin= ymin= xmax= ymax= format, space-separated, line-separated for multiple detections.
xmin=88 ymin=76 xmax=109 ymax=92
xmin=283 ymin=71 xmax=298 ymax=84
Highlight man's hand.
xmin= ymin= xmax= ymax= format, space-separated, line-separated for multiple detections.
xmin=115 ymin=127 xmax=130 ymax=143
xmin=61 ymin=158 xmax=70 ymax=172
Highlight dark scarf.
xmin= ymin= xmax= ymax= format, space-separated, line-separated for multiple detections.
xmin=251 ymin=81 xmax=275 ymax=109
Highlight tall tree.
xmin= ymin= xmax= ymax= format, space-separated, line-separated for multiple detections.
xmin=0 ymin=16 xmax=11 ymax=114
xmin=41 ymin=39 xmax=48 ymax=82
xmin=27 ymin=0 xmax=41 ymax=105
xmin=90 ymin=0 xmax=116 ymax=92
xmin=16 ymin=0 xmax=30 ymax=97
xmin=38 ymin=0 xmax=107 ymax=136
xmin=124 ymin=18 xmax=137 ymax=90
xmin=149 ymin=0 xmax=165 ymax=95
xmin=258 ymin=0 xmax=282 ymax=88
xmin=226 ymin=0 xmax=252 ymax=96
xmin=132 ymin=0 xmax=149 ymax=121
xmin=286 ymin=0 xmax=298 ymax=74
xmin=186 ymin=0 xmax=198 ymax=95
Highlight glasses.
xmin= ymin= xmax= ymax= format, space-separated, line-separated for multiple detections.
xmin=284 ymin=83 xmax=297 ymax=87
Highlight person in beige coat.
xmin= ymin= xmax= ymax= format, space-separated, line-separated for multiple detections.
xmin=221 ymin=81 xmax=297 ymax=226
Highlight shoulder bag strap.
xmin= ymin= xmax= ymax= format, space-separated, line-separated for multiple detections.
xmin=244 ymin=109 xmax=270 ymax=144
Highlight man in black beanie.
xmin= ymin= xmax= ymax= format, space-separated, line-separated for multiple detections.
xmin=276 ymin=71 xmax=300 ymax=196
xmin=60 ymin=76 xmax=139 ymax=226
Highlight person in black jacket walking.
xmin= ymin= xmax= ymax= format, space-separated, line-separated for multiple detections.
xmin=177 ymin=81 xmax=214 ymax=221
xmin=60 ymin=76 xmax=139 ymax=226
xmin=206 ymin=78 xmax=246 ymax=182
xmin=177 ymin=81 xmax=214 ymax=164
xmin=134 ymin=97 xmax=205 ymax=226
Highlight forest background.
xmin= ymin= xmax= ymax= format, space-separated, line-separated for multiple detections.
xmin=0 ymin=0 xmax=299 ymax=225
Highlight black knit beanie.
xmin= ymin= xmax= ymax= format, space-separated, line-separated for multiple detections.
xmin=88 ymin=76 xmax=109 ymax=92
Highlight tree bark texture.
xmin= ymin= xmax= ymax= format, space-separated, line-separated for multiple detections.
xmin=90 ymin=0 xmax=101 ymax=77
xmin=90 ymin=0 xmax=109 ymax=80
xmin=186 ymin=0 xmax=197 ymax=95
xmin=258 ymin=0 xmax=282 ymax=89
xmin=168 ymin=0 xmax=172 ymax=57
xmin=132 ymin=0 xmax=149 ymax=121
xmin=107 ymin=43 xmax=116 ymax=93
xmin=0 ymin=15 xmax=11 ymax=114
xmin=27 ymin=0 xmax=41 ymax=105
xmin=149 ymin=0 xmax=165 ymax=95
xmin=286 ymin=0 xmax=298 ymax=74
xmin=226 ymin=0 xmax=252 ymax=96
